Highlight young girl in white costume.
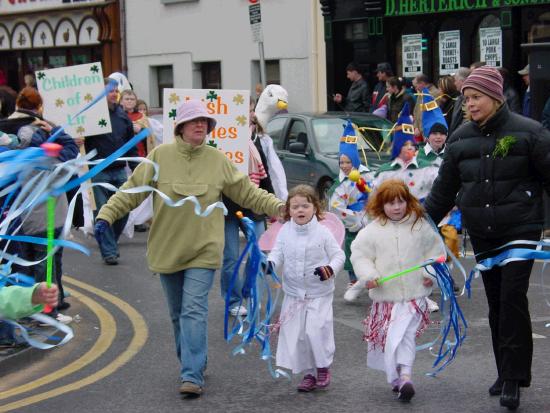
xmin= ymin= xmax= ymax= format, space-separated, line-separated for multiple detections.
xmin=268 ymin=185 xmax=344 ymax=392
xmin=350 ymin=179 xmax=445 ymax=402
xmin=328 ymin=120 xmax=373 ymax=292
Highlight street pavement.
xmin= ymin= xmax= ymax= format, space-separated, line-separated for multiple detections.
xmin=1 ymin=229 xmax=549 ymax=413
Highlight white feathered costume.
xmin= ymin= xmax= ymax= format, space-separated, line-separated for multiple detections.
xmin=254 ymin=85 xmax=289 ymax=201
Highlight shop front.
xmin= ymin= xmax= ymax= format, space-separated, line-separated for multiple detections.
xmin=0 ymin=0 xmax=123 ymax=91
xmin=321 ymin=0 xmax=550 ymax=107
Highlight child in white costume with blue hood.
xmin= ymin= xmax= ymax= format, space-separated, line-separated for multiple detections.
xmin=373 ymin=103 xmax=439 ymax=202
xmin=416 ymin=87 xmax=449 ymax=168
xmin=328 ymin=120 xmax=374 ymax=291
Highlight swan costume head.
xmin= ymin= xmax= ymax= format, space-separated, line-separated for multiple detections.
xmin=255 ymin=85 xmax=288 ymax=130
xmin=108 ymin=72 xmax=132 ymax=102
xmin=108 ymin=72 xmax=132 ymax=92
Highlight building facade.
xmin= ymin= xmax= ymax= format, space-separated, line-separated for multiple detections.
xmin=125 ymin=0 xmax=327 ymax=112
xmin=321 ymin=0 xmax=550 ymax=114
xmin=0 ymin=0 xmax=123 ymax=91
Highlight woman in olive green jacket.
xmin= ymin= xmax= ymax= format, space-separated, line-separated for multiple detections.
xmin=95 ymin=99 xmax=284 ymax=397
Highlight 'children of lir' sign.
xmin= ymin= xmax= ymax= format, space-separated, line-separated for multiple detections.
xmin=162 ymin=89 xmax=250 ymax=174
xmin=36 ymin=62 xmax=112 ymax=138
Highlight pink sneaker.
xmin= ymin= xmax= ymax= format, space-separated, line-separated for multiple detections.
xmin=316 ymin=367 xmax=331 ymax=388
xmin=297 ymin=374 xmax=317 ymax=392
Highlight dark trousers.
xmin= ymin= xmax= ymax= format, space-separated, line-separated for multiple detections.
xmin=470 ymin=232 xmax=540 ymax=386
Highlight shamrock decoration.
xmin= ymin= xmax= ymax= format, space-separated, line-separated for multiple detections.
xmin=169 ymin=93 xmax=180 ymax=105
xmin=235 ymin=115 xmax=247 ymax=127
xmin=55 ymin=98 xmax=65 ymax=108
xmin=233 ymin=94 xmax=244 ymax=105
xmin=98 ymin=118 xmax=107 ymax=127
xmin=168 ymin=108 xmax=177 ymax=120
xmin=90 ymin=65 xmax=99 ymax=74
xmin=492 ymin=135 xmax=517 ymax=158
xmin=76 ymin=126 xmax=85 ymax=135
xmin=37 ymin=72 xmax=45 ymax=80
xmin=206 ymin=91 xmax=217 ymax=102
xmin=206 ymin=140 xmax=217 ymax=148
xmin=84 ymin=93 xmax=93 ymax=103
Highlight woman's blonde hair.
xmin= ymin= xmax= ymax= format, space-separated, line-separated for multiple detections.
xmin=284 ymin=185 xmax=324 ymax=222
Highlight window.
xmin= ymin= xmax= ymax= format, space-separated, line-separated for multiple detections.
xmin=156 ymin=65 xmax=173 ymax=107
xmin=285 ymin=120 xmax=308 ymax=152
xmin=71 ymin=48 xmax=91 ymax=65
xmin=47 ymin=50 xmax=67 ymax=68
xmin=200 ymin=62 xmax=221 ymax=89
xmin=265 ymin=116 xmax=286 ymax=148
xmin=251 ymin=60 xmax=280 ymax=90
xmin=529 ymin=12 xmax=550 ymax=43
xmin=344 ymin=22 xmax=369 ymax=41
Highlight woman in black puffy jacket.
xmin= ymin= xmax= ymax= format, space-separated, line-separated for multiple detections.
xmin=425 ymin=66 xmax=550 ymax=411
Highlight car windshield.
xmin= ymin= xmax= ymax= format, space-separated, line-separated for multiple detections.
xmin=313 ymin=118 xmax=383 ymax=154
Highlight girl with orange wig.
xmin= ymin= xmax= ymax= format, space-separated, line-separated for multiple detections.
xmin=348 ymin=179 xmax=445 ymax=402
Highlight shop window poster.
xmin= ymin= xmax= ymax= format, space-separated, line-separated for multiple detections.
xmin=402 ymin=34 xmax=423 ymax=77
xmin=479 ymin=27 xmax=502 ymax=67
xmin=439 ymin=30 xmax=460 ymax=75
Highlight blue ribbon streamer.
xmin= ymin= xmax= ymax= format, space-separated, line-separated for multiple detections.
xmin=423 ymin=262 xmax=468 ymax=375
xmin=223 ymin=216 xmax=287 ymax=379
xmin=46 ymin=79 xmax=117 ymax=144
xmin=48 ymin=127 xmax=151 ymax=199
xmin=0 ymin=234 xmax=89 ymax=255
xmin=466 ymin=242 xmax=550 ymax=298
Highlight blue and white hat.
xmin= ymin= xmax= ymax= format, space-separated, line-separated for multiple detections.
xmin=421 ymin=87 xmax=448 ymax=137
xmin=391 ymin=102 xmax=415 ymax=160
xmin=339 ymin=120 xmax=361 ymax=169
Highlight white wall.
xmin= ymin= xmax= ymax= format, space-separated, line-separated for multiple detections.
xmin=125 ymin=0 xmax=326 ymax=112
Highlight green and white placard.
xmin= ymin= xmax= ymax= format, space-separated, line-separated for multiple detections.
xmin=162 ymin=89 xmax=250 ymax=174
xmin=36 ymin=62 xmax=111 ymax=138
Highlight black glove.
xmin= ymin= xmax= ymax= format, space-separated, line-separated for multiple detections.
xmin=314 ymin=266 xmax=334 ymax=281
xmin=262 ymin=261 xmax=274 ymax=274
xmin=94 ymin=219 xmax=110 ymax=245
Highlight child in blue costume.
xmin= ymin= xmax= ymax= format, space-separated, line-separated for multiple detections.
xmin=374 ymin=103 xmax=438 ymax=203
xmin=416 ymin=88 xmax=462 ymax=273
xmin=328 ymin=121 xmax=374 ymax=297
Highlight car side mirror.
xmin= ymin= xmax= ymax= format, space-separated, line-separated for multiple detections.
xmin=289 ymin=141 xmax=306 ymax=154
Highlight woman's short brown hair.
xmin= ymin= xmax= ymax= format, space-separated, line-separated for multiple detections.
xmin=16 ymin=87 xmax=42 ymax=111
xmin=366 ymin=179 xmax=424 ymax=226
xmin=284 ymin=184 xmax=324 ymax=222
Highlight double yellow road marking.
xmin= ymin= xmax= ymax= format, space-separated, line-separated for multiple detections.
xmin=0 ymin=276 xmax=148 ymax=412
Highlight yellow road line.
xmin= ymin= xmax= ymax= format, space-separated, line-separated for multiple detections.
xmin=0 ymin=288 xmax=116 ymax=400
xmin=0 ymin=276 xmax=148 ymax=412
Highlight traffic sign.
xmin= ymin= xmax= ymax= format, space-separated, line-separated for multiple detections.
xmin=249 ymin=1 xmax=263 ymax=42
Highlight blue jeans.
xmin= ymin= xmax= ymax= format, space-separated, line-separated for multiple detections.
xmin=159 ymin=268 xmax=215 ymax=386
xmin=91 ymin=168 xmax=128 ymax=259
xmin=221 ymin=215 xmax=265 ymax=308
